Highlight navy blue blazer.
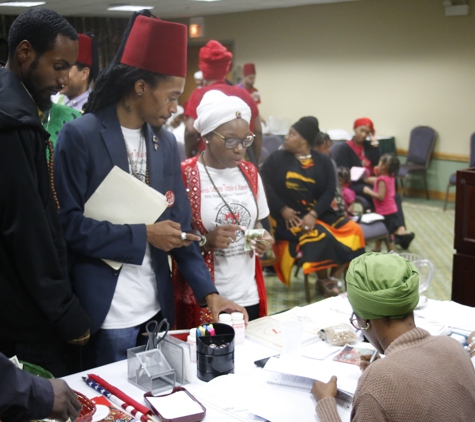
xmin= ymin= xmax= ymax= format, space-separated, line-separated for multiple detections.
xmin=54 ymin=104 xmax=217 ymax=333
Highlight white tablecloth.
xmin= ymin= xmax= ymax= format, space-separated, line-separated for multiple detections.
xmin=63 ymin=296 xmax=475 ymax=422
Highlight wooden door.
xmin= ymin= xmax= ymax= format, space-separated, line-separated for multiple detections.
xmin=452 ymin=167 xmax=475 ymax=305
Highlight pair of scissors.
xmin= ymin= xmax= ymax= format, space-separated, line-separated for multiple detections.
xmin=145 ymin=319 xmax=169 ymax=350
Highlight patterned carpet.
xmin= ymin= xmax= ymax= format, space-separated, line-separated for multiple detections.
xmin=264 ymin=198 xmax=455 ymax=315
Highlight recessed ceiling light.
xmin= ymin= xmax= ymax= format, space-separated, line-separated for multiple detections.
xmin=0 ymin=2 xmax=46 ymax=6
xmin=107 ymin=5 xmax=154 ymax=12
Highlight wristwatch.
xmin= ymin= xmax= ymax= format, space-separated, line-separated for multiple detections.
xmin=199 ymin=234 xmax=207 ymax=247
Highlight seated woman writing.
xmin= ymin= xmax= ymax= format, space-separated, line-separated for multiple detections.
xmin=173 ymin=90 xmax=273 ymax=328
xmin=260 ymin=116 xmax=365 ymax=297
xmin=333 ymin=118 xmax=414 ymax=249
xmin=312 ymin=252 xmax=475 ymax=421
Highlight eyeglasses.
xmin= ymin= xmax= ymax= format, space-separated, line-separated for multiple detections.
xmin=349 ymin=312 xmax=370 ymax=331
xmin=212 ymin=131 xmax=255 ymax=149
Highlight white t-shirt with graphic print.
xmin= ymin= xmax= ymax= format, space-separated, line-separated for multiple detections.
xmin=198 ymin=162 xmax=269 ymax=307
xmin=101 ymin=127 xmax=160 ymax=329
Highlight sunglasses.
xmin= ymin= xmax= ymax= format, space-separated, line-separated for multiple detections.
xmin=212 ymin=131 xmax=255 ymax=149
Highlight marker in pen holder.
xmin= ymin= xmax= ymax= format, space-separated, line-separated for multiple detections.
xmin=196 ymin=322 xmax=235 ymax=382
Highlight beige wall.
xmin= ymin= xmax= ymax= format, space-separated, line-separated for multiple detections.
xmin=179 ymin=0 xmax=475 ymax=155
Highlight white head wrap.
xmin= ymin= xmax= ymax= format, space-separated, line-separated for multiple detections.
xmin=194 ymin=90 xmax=252 ymax=136
xmin=194 ymin=70 xmax=203 ymax=80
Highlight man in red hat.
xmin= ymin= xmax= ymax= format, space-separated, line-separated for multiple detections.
xmin=238 ymin=63 xmax=261 ymax=105
xmin=54 ymin=11 xmax=248 ymax=369
xmin=57 ymin=32 xmax=98 ymax=111
xmin=184 ymin=40 xmax=262 ymax=165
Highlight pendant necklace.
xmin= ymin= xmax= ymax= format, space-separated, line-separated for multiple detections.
xmin=200 ymin=152 xmax=259 ymax=225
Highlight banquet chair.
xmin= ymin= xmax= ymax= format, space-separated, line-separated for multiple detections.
xmin=259 ymin=146 xmax=270 ymax=167
xmin=177 ymin=141 xmax=186 ymax=163
xmin=329 ymin=140 xmax=347 ymax=163
xmin=443 ymin=133 xmax=475 ymax=211
xmin=262 ymin=135 xmax=283 ymax=156
xmin=397 ymin=126 xmax=437 ymax=199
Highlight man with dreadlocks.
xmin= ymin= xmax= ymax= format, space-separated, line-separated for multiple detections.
xmin=54 ymin=10 xmax=248 ymax=369
xmin=0 ymin=8 xmax=90 ymax=377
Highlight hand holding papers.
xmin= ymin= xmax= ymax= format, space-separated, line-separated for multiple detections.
xmin=350 ymin=166 xmax=366 ymax=182
xmin=84 ymin=166 xmax=168 ymax=269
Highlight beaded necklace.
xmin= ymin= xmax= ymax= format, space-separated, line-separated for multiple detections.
xmin=46 ymin=139 xmax=60 ymax=209
xmin=200 ymin=151 xmax=259 ymax=226
xmin=42 ymin=110 xmax=61 ymax=210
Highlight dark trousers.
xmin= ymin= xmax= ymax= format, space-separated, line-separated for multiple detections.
xmin=245 ymin=303 xmax=260 ymax=321
xmin=80 ymin=311 xmax=164 ymax=371
xmin=0 ymin=336 xmax=72 ymax=377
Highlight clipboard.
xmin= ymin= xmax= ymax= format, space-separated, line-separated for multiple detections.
xmin=144 ymin=387 xmax=206 ymax=422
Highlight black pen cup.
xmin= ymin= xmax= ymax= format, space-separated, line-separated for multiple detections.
xmin=196 ymin=322 xmax=235 ymax=382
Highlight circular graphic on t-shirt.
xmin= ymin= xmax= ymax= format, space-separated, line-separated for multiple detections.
xmin=215 ymin=203 xmax=251 ymax=241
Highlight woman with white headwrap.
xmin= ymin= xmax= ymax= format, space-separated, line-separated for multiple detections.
xmin=173 ymin=90 xmax=273 ymax=328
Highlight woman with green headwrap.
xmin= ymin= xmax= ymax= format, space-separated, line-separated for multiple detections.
xmin=312 ymin=252 xmax=475 ymax=422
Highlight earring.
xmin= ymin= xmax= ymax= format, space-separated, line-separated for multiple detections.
xmin=205 ymin=140 xmax=209 ymax=144
xmin=137 ymin=92 xmax=142 ymax=97
xmin=360 ymin=321 xmax=371 ymax=331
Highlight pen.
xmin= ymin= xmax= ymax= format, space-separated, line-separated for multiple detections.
xmin=369 ymin=349 xmax=378 ymax=363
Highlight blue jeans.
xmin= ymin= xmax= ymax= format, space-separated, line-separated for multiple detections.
xmin=83 ymin=313 xmax=163 ymax=369
xmin=91 ymin=326 xmax=146 ymax=367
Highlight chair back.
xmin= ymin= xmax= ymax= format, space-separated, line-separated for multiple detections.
xmin=470 ymin=133 xmax=475 ymax=167
xmin=329 ymin=140 xmax=348 ymax=163
xmin=259 ymin=146 xmax=270 ymax=167
xmin=177 ymin=141 xmax=187 ymax=163
xmin=262 ymin=135 xmax=283 ymax=155
xmin=406 ymin=126 xmax=436 ymax=168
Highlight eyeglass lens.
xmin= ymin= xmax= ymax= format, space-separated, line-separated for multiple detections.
xmin=224 ymin=136 xmax=254 ymax=149
xmin=349 ymin=312 xmax=359 ymax=329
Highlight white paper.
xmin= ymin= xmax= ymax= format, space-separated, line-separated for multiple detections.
xmin=147 ymin=391 xmax=203 ymax=419
xmin=84 ymin=166 xmax=168 ymax=269
xmin=263 ymin=356 xmax=361 ymax=395
xmin=301 ymin=340 xmax=341 ymax=360
xmin=350 ymin=166 xmax=366 ymax=182
xmin=358 ymin=213 xmax=385 ymax=224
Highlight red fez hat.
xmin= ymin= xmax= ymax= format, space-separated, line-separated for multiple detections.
xmin=353 ymin=117 xmax=375 ymax=134
xmin=77 ymin=34 xmax=93 ymax=67
xmin=120 ymin=14 xmax=187 ymax=77
xmin=243 ymin=63 xmax=256 ymax=77
xmin=199 ymin=40 xmax=233 ymax=81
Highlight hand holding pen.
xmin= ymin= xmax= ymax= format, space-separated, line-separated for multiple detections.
xmin=359 ymin=349 xmax=380 ymax=372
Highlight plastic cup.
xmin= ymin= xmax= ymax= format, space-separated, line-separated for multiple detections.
xmin=280 ymin=320 xmax=303 ymax=356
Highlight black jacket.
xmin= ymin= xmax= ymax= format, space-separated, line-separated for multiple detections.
xmin=0 ymin=67 xmax=90 ymax=343
xmin=0 ymin=353 xmax=53 ymax=422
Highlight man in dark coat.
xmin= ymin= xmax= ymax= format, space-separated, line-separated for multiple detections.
xmin=0 ymin=8 xmax=90 ymax=378
xmin=0 ymin=353 xmax=81 ymax=422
